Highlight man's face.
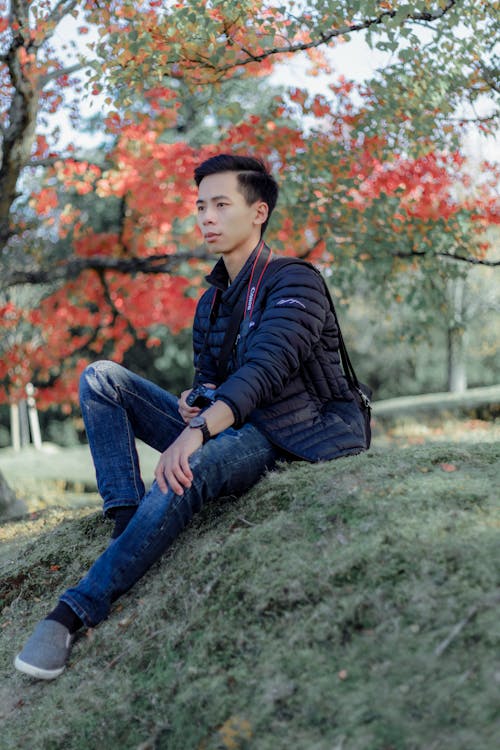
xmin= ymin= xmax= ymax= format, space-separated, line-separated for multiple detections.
xmin=196 ymin=171 xmax=267 ymax=258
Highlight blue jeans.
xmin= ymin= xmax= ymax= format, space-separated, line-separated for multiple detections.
xmin=60 ymin=360 xmax=278 ymax=627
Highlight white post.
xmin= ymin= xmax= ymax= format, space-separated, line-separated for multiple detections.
xmin=26 ymin=383 xmax=42 ymax=450
xmin=18 ymin=400 xmax=30 ymax=447
xmin=10 ymin=403 xmax=21 ymax=451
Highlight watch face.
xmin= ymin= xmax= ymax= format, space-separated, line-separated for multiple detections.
xmin=190 ymin=414 xmax=210 ymax=443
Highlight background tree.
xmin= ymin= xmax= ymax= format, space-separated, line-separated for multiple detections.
xmin=0 ymin=0 xmax=498 ymax=418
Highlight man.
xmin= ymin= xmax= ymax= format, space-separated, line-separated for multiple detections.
xmin=15 ymin=154 xmax=368 ymax=680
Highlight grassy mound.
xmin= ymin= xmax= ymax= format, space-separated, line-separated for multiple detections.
xmin=1 ymin=436 xmax=499 ymax=750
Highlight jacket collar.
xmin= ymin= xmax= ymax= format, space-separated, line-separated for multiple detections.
xmin=205 ymin=256 xmax=229 ymax=291
xmin=205 ymin=244 xmax=262 ymax=300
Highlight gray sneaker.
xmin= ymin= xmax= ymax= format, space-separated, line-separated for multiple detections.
xmin=14 ymin=620 xmax=73 ymax=680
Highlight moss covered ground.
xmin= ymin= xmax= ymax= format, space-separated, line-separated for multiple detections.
xmin=0 ymin=418 xmax=498 ymax=750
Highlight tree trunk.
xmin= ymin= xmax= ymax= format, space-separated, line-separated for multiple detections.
xmin=447 ymin=277 xmax=468 ymax=393
xmin=447 ymin=325 xmax=468 ymax=393
xmin=0 ymin=6 xmax=40 ymax=247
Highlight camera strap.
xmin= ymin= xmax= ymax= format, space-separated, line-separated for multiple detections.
xmin=214 ymin=240 xmax=272 ymax=381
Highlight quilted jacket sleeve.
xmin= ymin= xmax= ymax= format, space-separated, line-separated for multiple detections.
xmin=215 ymin=263 xmax=329 ymax=427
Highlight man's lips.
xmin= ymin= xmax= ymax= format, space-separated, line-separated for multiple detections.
xmin=204 ymin=233 xmax=220 ymax=242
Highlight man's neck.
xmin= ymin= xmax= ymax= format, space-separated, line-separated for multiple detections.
xmin=222 ymin=236 xmax=263 ymax=282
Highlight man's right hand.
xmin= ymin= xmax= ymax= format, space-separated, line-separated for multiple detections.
xmin=178 ymin=383 xmax=217 ymax=424
xmin=178 ymin=389 xmax=201 ymax=424
xmin=178 ymin=384 xmax=217 ymax=423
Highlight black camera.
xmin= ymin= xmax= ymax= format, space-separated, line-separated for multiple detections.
xmin=186 ymin=385 xmax=217 ymax=408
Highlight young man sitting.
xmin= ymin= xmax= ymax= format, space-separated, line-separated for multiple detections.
xmin=15 ymin=153 xmax=368 ymax=680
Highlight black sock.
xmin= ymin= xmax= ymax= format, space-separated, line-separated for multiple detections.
xmin=46 ymin=601 xmax=83 ymax=634
xmin=109 ymin=505 xmax=137 ymax=539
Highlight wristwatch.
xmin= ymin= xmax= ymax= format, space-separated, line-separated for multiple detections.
xmin=189 ymin=415 xmax=211 ymax=444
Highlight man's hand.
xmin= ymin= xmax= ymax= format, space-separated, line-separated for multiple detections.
xmin=159 ymin=391 xmax=235 ymax=496
xmin=178 ymin=388 xmax=200 ymax=424
xmin=154 ymin=427 xmax=203 ymax=496
xmin=177 ymin=384 xmax=216 ymax=423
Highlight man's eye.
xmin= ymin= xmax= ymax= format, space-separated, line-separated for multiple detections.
xmin=217 ymin=202 xmax=228 ymax=208
xmin=197 ymin=205 xmax=205 ymax=212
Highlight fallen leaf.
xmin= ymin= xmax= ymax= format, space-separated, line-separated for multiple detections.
xmin=338 ymin=669 xmax=348 ymax=680
xmin=118 ymin=616 xmax=135 ymax=628
xmin=440 ymin=463 xmax=457 ymax=472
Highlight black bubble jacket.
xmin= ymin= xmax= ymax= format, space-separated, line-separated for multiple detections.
xmin=192 ymin=247 xmax=368 ymax=462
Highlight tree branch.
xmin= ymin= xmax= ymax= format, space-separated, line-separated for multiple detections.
xmin=35 ymin=0 xmax=80 ymax=46
xmin=25 ymin=154 xmax=106 ymax=169
xmin=445 ymin=112 xmax=499 ymax=125
xmin=45 ymin=0 xmax=79 ymax=26
xmin=97 ymin=268 xmax=138 ymax=340
xmin=1 ymin=249 xmax=210 ymax=288
xmin=4 ymin=240 xmax=497 ymax=292
xmin=37 ymin=62 xmax=86 ymax=90
xmin=437 ymin=252 xmax=499 ymax=267
xmin=24 ymin=156 xmax=64 ymax=168
xmin=10 ymin=0 xmax=30 ymax=34
xmin=201 ymin=0 xmax=458 ymax=73
xmin=479 ymin=63 xmax=500 ymax=95
xmin=390 ymin=249 xmax=500 ymax=267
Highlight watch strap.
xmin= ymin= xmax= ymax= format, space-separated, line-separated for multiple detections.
xmin=190 ymin=416 xmax=211 ymax=444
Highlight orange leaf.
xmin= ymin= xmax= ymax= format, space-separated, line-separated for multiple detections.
xmin=440 ymin=463 xmax=457 ymax=472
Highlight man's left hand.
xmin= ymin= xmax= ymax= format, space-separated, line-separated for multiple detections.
xmin=154 ymin=428 xmax=202 ymax=496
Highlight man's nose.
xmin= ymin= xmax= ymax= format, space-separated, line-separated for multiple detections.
xmin=202 ymin=206 xmax=216 ymax=223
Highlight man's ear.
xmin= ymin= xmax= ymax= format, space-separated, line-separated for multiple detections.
xmin=254 ymin=201 xmax=269 ymax=227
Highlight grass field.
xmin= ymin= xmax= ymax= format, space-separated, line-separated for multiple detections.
xmin=0 ymin=417 xmax=499 ymax=750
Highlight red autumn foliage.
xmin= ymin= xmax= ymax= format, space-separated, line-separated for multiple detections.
xmin=1 ymin=1 xmax=498 ymax=410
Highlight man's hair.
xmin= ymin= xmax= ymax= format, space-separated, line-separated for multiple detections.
xmin=194 ymin=154 xmax=279 ymax=235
